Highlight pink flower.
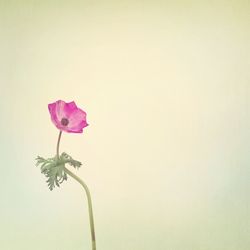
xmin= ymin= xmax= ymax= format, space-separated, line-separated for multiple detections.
xmin=48 ymin=100 xmax=88 ymax=133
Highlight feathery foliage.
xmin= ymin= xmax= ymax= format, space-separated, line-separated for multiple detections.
xmin=36 ymin=152 xmax=82 ymax=190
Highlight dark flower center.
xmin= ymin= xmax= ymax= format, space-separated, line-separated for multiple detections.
xmin=61 ymin=118 xmax=69 ymax=126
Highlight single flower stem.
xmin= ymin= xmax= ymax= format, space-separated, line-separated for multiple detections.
xmin=64 ymin=167 xmax=96 ymax=250
xmin=56 ymin=131 xmax=96 ymax=250
xmin=56 ymin=130 xmax=62 ymax=160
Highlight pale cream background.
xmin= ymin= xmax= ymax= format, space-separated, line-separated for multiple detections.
xmin=0 ymin=1 xmax=249 ymax=250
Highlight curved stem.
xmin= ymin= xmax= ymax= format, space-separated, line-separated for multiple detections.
xmin=56 ymin=131 xmax=96 ymax=250
xmin=64 ymin=167 xmax=96 ymax=250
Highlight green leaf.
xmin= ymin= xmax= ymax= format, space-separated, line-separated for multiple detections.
xmin=35 ymin=152 xmax=82 ymax=191
xmin=60 ymin=152 xmax=82 ymax=169
xmin=35 ymin=155 xmax=66 ymax=190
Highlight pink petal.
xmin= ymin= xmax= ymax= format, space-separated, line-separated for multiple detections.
xmin=68 ymin=109 xmax=86 ymax=127
xmin=48 ymin=102 xmax=61 ymax=128
xmin=55 ymin=100 xmax=67 ymax=120
xmin=67 ymin=121 xmax=89 ymax=133
xmin=63 ymin=101 xmax=78 ymax=118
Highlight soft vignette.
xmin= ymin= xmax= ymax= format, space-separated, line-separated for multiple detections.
xmin=0 ymin=1 xmax=249 ymax=250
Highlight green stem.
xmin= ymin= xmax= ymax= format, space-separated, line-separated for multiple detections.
xmin=56 ymin=130 xmax=62 ymax=160
xmin=56 ymin=131 xmax=96 ymax=250
xmin=64 ymin=168 xmax=96 ymax=250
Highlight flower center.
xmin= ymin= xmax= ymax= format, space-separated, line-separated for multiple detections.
xmin=61 ymin=118 xmax=69 ymax=126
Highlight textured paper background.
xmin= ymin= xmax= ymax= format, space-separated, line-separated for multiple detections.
xmin=0 ymin=1 xmax=249 ymax=249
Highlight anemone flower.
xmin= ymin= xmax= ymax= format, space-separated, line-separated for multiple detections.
xmin=36 ymin=100 xmax=96 ymax=250
xmin=48 ymin=100 xmax=88 ymax=133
